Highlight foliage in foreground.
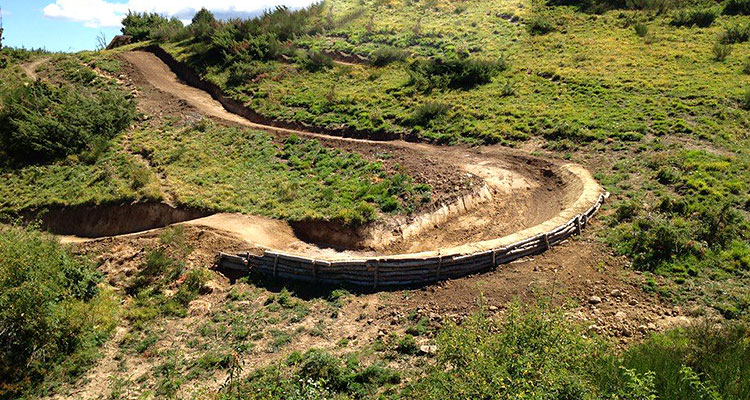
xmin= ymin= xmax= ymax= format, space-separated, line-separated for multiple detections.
xmin=212 ymin=303 xmax=750 ymax=400
xmin=0 ymin=226 xmax=118 ymax=399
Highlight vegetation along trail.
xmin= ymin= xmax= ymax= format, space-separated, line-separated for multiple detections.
xmin=111 ymin=50 xmax=604 ymax=260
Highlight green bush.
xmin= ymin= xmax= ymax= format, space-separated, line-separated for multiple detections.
xmin=712 ymin=42 xmax=732 ymax=61
xmin=407 ymin=101 xmax=450 ymax=126
xmin=634 ymin=22 xmax=649 ymax=37
xmin=0 ymin=226 xmax=117 ymax=397
xmin=741 ymin=86 xmax=750 ymax=110
xmin=619 ymin=321 xmax=750 ymax=399
xmin=743 ymin=56 xmax=750 ymax=74
xmin=296 ymin=49 xmax=334 ymax=72
xmin=719 ymin=22 xmax=750 ymax=44
xmin=0 ymin=78 xmax=135 ymax=166
xmin=404 ymin=304 xmax=619 ymax=399
xmin=369 ymin=46 xmax=408 ymax=66
xmin=670 ymin=8 xmax=719 ymax=27
xmin=408 ymin=56 xmax=506 ymax=92
xmin=121 ymin=11 xmax=184 ymax=41
xmin=221 ymin=349 xmax=400 ymax=399
xmin=527 ymin=15 xmax=557 ymax=35
xmin=723 ymin=0 xmax=750 ymax=15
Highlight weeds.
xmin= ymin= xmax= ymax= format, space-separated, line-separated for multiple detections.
xmin=712 ymin=42 xmax=732 ymax=61
xmin=634 ymin=22 xmax=649 ymax=37
xmin=670 ymin=8 xmax=718 ymax=28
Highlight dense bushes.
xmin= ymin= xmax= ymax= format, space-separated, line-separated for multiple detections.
xmin=0 ymin=226 xmax=117 ymax=397
xmin=221 ymin=348 xmax=400 ymax=399
xmin=405 ymin=304 xmax=750 ymax=400
xmin=723 ymin=0 xmax=750 ymax=15
xmin=369 ymin=46 xmax=408 ymax=66
xmin=121 ymin=11 xmax=185 ymax=42
xmin=619 ymin=320 xmax=750 ymax=399
xmin=670 ymin=7 xmax=719 ymax=27
xmin=408 ymin=56 xmax=507 ymax=92
xmin=0 ymin=78 xmax=135 ymax=166
xmin=719 ymin=22 xmax=750 ymax=44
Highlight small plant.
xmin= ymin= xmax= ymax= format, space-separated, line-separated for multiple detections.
xmin=743 ymin=56 xmax=750 ymax=74
xmin=527 ymin=15 xmax=556 ymax=35
xmin=719 ymin=22 xmax=750 ymax=44
xmin=408 ymin=101 xmax=450 ymax=126
xmin=723 ymin=0 xmax=750 ymax=15
xmin=369 ymin=46 xmax=408 ymax=66
xmin=634 ymin=22 xmax=649 ymax=37
xmin=500 ymin=78 xmax=516 ymax=97
xmin=741 ymin=86 xmax=750 ymax=110
xmin=670 ymin=8 xmax=718 ymax=27
xmin=712 ymin=42 xmax=732 ymax=61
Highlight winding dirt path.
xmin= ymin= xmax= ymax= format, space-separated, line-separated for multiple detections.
xmin=20 ymin=57 xmax=48 ymax=80
xmin=62 ymin=51 xmax=603 ymax=261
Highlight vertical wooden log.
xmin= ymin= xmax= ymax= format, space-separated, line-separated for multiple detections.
xmin=273 ymin=254 xmax=279 ymax=278
xmin=374 ymin=259 xmax=379 ymax=290
xmin=544 ymin=233 xmax=551 ymax=250
xmin=576 ymin=215 xmax=582 ymax=235
xmin=492 ymin=250 xmax=497 ymax=268
xmin=436 ymin=256 xmax=443 ymax=281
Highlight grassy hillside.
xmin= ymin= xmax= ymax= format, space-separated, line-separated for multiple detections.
xmin=0 ymin=50 xmax=428 ymax=225
xmin=124 ymin=0 xmax=750 ymax=317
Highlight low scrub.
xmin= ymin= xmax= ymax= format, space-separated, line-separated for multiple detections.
xmin=670 ymin=7 xmax=719 ymax=28
xmin=0 ymin=226 xmax=118 ymax=397
xmin=369 ymin=46 xmax=409 ymax=66
xmin=121 ymin=11 xmax=185 ymax=42
xmin=0 ymin=59 xmax=135 ymax=166
xmin=221 ymin=348 xmax=400 ymax=399
xmin=719 ymin=22 xmax=750 ymax=44
xmin=723 ymin=0 xmax=750 ymax=15
xmin=408 ymin=56 xmax=507 ymax=92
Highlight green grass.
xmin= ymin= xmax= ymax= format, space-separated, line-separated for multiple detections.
xmin=142 ymin=0 xmax=750 ymax=316
xmin=130 ymin=119 xmax=429 ymax=224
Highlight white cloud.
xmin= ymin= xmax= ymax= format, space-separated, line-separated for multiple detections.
xmin=42 ymin=0 xmax=318 ymax=28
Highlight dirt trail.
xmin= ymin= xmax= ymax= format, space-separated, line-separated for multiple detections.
xmin=60 ymin=51 xmax=603 ymax=261
xmin=20 ymin=57 xmax=49 ymax=80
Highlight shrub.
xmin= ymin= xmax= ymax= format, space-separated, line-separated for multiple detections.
xmin=0 ymin=79 xmax=135 ymax=165
xmin=296 ymin=49 xmax=334 ymax=72
xmin=634 ymin=22 xmax=649 ymax=37
xmin=723 ymin=0 xmax=750 ymax=15
xmin=620 ymin=320 xmax=750 ymax=399
xmin=404 ymin=304 xmax=618 ymax=399
xmin=719 ymin=22 xmax=750 ymax=44
xmin=0 ymin=226 xmax=116 ymax=397
xmin=408 ymin=56 xmax=506 ymax=92
xmin=712 ymin=42 xmax=732 ymax=61
xmin=743 ymin=56 xmax=750 ymax=74
xmin=189 ymin=8 xmax=217 ymax=42
xmin=527 ymin=15 xmax=556 ymax=35
xmin=369 ymin=46 xmax=408 ymax=66
xmin=741 ymin=86 xmax=750 ymax=110
xmin=670 ymin=8 xmax=719 ymax=27
xmin=221 ymin=349 xmax=400 ymax=399
xmin=121 ymin=11 xmax=184 ymax=42
xmin=407 ymin=101 xmax=450 ymax=126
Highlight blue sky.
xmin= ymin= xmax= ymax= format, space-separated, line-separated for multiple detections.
xmin=1 ymin=0 xmax=317 ymax=52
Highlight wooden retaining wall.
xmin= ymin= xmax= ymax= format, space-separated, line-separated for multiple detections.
xmin=219 ymin=192 xmax=609 ymax=287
